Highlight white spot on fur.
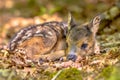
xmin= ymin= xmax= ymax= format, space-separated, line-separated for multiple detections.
xmin=35 ymin=30 xmax=41 ymax=34
xmin=47 ymin=31 xmax=52 ymax=35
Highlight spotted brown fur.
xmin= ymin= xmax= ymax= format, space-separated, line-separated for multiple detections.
xmin=8 ymin=21 xmax=68 ymax=61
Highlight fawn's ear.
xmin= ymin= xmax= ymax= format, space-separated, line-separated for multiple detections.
xmin=90 ymin=15 xmax=101 ymax=34
xmin=67 ymin=13 xmax=76 ymax=31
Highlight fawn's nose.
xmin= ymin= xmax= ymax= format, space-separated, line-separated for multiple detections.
xmin=67 ymin=45 xmax=77 ymax=62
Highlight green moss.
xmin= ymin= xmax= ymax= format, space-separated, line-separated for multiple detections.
xmin=95 ymin=66 xmax=113 ymax=79
xmin=0 ymin=69 xmax=22 ymax=80
xmin=56 ymin=68 xmax=82 ymax=80
xmin=108 ymin=67 xmax=120 ymax=80
xmin=95 ymin=66 xmax=120 ymax=80
xmin=101 ymin=66 xmax=113 ymax=78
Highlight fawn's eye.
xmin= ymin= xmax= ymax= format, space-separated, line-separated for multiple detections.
xmin=81 ymin=43 xmax=88 ymax=50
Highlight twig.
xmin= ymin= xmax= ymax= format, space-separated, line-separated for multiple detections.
xmin=51 ymin=69 xmax=63 ymax=80
xmin=100 ymin=41 xmax=120 ymax=47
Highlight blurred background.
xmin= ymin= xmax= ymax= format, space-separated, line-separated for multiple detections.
xmin=0 ymin=0 xmax=120 ymax=47
xmin=0 ymin=0 xmax=119 ymax=22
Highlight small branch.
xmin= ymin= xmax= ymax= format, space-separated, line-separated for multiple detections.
xmin=51 ymin=69 xmax=63 ymax=80
xmin=99 ymin=3 xmax=120 ymax=31
xmin=100 ymin=41 xmax=120 ymax=47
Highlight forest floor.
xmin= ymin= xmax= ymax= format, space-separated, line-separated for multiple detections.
xmin=0 ymin=0 xmax=120 ymax=80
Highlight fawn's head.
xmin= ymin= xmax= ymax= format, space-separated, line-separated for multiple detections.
xmin=66 ymin=14 xmax=101 ymax=58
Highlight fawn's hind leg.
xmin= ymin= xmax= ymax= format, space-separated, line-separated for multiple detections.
xmin=39 ymin=50 xmax=65 ymax=61
xmin=39 ymin=39 xmax=67 ymax=61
